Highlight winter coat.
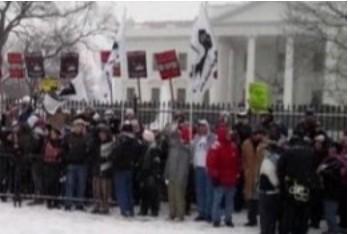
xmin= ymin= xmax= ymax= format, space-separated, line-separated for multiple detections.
xmin=164 ymin=130 xmax=191 ymax=188
xmin=111 ymin=133 xmax=140 ymax=171
xmin=207 ymin=128 xmax=240 ymax=187
xmin=43 ymin=139 xmax=63 ymax=164
xmin=277 ymin=138 xmax=316 ymax=203
xmin=317 ymin=155 xmax=344 ymax=200
xmin=242 ymin=138 xmax=263 ymax=200
xmin=140 ymin=142 xmax=163 ymax=186
xmin=258 ymin=143 xmax=282 ymax=194
xmin=63 ymin=132 xmax=89 ymax=165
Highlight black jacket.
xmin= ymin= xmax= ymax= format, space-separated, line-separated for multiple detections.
xmin=63 ymin=132 xmax=89 ymax=165
xmin=277 ymin=139 xmax=316 ymax=202
xmin=317 ymin=156 xmax=344 ymax=200
xmin=111 ymin=133 xmax=140 ymax=171
xmin=140 ymin=143 xmax=163 ymax=183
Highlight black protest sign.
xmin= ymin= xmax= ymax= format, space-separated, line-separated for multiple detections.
xmin=60 ymin=52 xmax=79 ymax=79
xmin=25 ymin=52 xmax=45 ymax=79
xmin=127 ymin=51 xmax=147 ymax=79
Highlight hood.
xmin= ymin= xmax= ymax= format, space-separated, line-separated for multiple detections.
xmin=216 ymin=127 xmax=229 ymax=144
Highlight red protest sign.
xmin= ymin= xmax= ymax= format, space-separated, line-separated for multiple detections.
xmin=8 ymin=52 xmax=24 ymax=79
xmin=9 ymin=67 xmax=25 ymax=79
xmin=127 ymin=51 xmax=147 ymax=79
xmin=154 ymin=50 xmax=181 ymax=80
xmin=100 ymin=50 xmax=111 ymax=64
xmin=100 ymin=50 xmax=121 ymax=77
xmin=8 ymin=52 xmax=23 ymax=64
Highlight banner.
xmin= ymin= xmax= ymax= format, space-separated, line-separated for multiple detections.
xmin=100 ymin=50 xmax=121 ymax=77
xmin=189 ymin=4 xmax=218 ymax=103
xmin=39 ymin=77 xmax=59 ymax=93
xmin=25 ymin=52 xmax=45 ymax=79
xmin=8 ymin=52 xmax=25 ymax=79
xmin=60 ymin=52 xmax=79 ymax=79
xmin=248 ymin=81 xmax=271 ymax=112
xmin=8 ymin=52 xmax=23 ymax=64
xmin=43 ymin=93 xmax=65 ymax=115
xmin=154 ymin=50 xmax=181 ymax=80
xmin=127 ymin=51 xmax=147 ymax=78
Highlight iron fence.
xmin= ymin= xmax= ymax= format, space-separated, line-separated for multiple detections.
xmin=61 ymin=100 xmax=347 ymax=140
xmin=4 ymin=98 xmax=347 ymax=140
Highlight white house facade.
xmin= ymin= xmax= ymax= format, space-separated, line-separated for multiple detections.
xmin=111 ymin=2 xmax=345 ymax=106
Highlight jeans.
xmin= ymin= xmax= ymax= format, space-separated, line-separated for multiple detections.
xmin=323 ymin=199 xmax=339 ymax=233
xmin=114 ymin=170 xmax=134 ymax=216
xmin=65 ymin=164 xmax=87 ymax=207
xmin=212 ymin=185 xmax=236 ymax=224
xmin=194 ymin=167 xmax=213 ymax=219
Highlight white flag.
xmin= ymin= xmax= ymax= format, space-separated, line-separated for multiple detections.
xmin=104 ymin=9 xmax=127 ymax=102
xmin=189 ymin=4 xmax=218 ymax=103
xmin=43 ymin=94 xmax=65 ymax=115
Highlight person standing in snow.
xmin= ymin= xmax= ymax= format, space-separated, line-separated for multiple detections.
xmin=164 ymin=123 xmax=192 ymax=221
xmin=42 ymin=128 xmax=63 ymax=209
xmin=91 ymin=124 xmax=113 ymax=214
xmin=63 ymin=118 xmax=89 ymax=210
xmin=192 ymin=119 xmax=216 ymax=222
xmin=277 ymin=132 xmax=316 ymax=234
xmin=232 ymin=109 xmax=252 ymax=212
xmin=258 ymin=135 xmax=283 ymax=234
xmin=138 ymin=129 xmax=163 ymax=216
xmin=111 ymin=121 xmax=140 ymax=217
xmin=207 ymin=127 xmax=240 ymax=227
xmin=242 ymin=128 xmax=265 ymax=227
xmin=317 ymin=142 xmax=345 ymax=234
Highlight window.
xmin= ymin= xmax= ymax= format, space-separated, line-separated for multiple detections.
xmin=151 ymin=87 xmax=160 ymax=103
xmin=277 ymin=53 xmax=285 ymax=72
xmin=152 ymin=54 xmax=158 ymax=71
xmin=178 ymin=53 xmax=187 ymax=71
xmin=126 ymin=87 xmax=136 ymax=102
xmin=203 ymin=90 xmax=210 ymax=104
xmin=177 ymin=88 xmax=186 ymax=103
xmin=313 ymin=52 xmax=324 ymax=72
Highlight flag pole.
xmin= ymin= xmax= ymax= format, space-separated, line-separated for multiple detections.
xmin=136 ymin=77 xmax=142 ymax=102
xmin=169 ymin=78 xmax=175 ymax=105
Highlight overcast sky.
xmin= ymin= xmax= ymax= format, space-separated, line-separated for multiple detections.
xmin=99 ymin=1 xmax=232 ymax=22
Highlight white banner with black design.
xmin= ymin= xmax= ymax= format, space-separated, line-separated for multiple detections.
xmin=189 ymin=4 xmax=218 ymax=103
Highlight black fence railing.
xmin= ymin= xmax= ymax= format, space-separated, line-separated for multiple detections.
xmin=4 ymin=99 xmax=347 ymax=140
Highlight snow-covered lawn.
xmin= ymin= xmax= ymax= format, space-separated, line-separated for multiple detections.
xmin=0 ymin=202 xmax=323 ymax=234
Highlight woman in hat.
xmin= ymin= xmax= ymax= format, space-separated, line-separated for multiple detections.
xmin=91 ymin=124 xmax=114 ymax=214
xmin=42 ymin=128 xmax=63 ymax=208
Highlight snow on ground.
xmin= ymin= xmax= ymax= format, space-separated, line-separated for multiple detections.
xmin=0 ymin=202 xmax=323 ymax=234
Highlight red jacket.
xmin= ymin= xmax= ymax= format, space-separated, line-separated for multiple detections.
xmin=207 ymin=127 xmax=240 ymax=186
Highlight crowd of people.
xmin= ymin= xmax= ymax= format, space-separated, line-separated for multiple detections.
xmin=0 ymin=102 xmax=346 ymax=234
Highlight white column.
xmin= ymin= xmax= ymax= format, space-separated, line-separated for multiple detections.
xmin=245 ymin=36 xmax=256 ymax=106
xmin=283 ymin=37 xmax=294 ymax=106
xmin=323 ymin=35 xmax=339 ymax=105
